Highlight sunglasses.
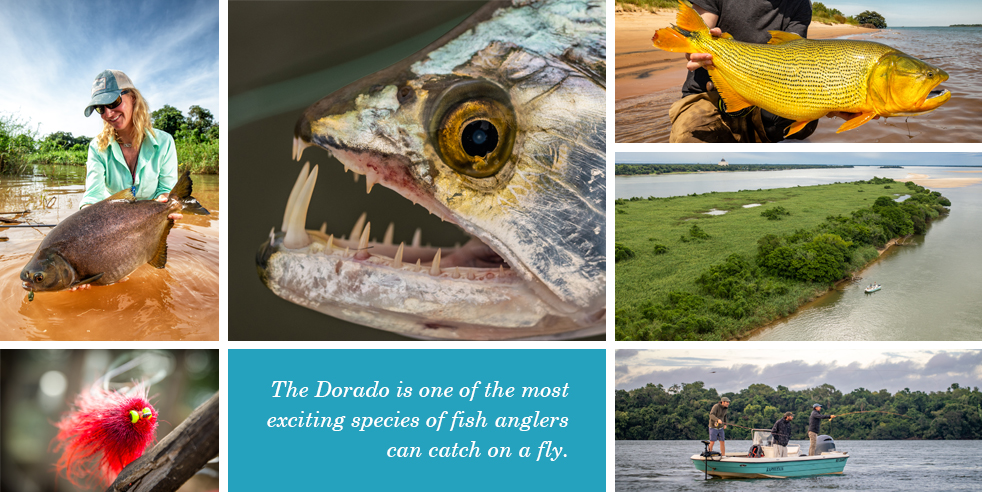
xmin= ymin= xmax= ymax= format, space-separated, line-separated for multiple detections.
xmin=94 ymin=90 xmax=130 ymax=115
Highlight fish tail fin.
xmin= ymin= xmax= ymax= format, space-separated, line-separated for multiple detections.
xmin=652 ymin=0 xmax=710 ymax=53
xmin=168 ymin=170 xmax=211 ymax=216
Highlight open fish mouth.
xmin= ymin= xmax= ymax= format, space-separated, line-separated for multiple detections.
xmin=257 ymin=159 xmax=599 ymax=340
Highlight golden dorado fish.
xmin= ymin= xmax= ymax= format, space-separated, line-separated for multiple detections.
xmin=652 ymin=0 xmax=951 ymax=136
xmin=257 ymin=0 xmax=606 ymax=340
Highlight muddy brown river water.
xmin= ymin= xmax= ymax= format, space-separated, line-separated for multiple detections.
xmin=0 ymin=167 xmax=219 ymax=340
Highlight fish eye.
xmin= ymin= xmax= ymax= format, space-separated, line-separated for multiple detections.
xmin=33 ymin=273 xmax=43 ymax=283
xmin=430 ymin=81 xmax=516 ymax=179
xmin=927 ymin=72 xmax=934 ymax=77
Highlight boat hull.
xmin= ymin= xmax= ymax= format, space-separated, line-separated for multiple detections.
xmin=691 ymin=453 xmax=849 ymax=479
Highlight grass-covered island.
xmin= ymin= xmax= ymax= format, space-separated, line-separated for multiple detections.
xmin=615 ymin=163 xmax=853 ymax=175
xmin=615 ymin=178 xmax=951 ymax=341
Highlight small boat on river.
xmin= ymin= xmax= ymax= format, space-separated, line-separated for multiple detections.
xmin=865 ymin=283 xmax=882 ymax=293
xmin=691 ymin=429 xmax=848 ymax=479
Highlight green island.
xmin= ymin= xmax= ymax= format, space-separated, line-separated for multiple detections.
xmin=615 ymin=178 xmax=951 ymax=341
xmin=617 ymin=1 xmax=886 ymax=28
xmin=616 ymin=163 xmax=852 ymax=176
xmin=616 ymin=381 xmax=982 ymax=440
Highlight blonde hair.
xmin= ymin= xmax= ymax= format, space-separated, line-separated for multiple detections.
xmin=95 ymin=88 xmax=154 ymax=152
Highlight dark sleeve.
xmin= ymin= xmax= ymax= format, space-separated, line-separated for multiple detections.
xmin=787 ymin=0 xmax=811 ymax=38
xmin=771 ymin=420 xmax=780 ymax=434
xmin=691 ymin=0 xmax=720 ymax=16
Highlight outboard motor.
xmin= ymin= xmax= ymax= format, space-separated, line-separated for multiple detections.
xmin=815 ymin=435 xmax=836 ymax=454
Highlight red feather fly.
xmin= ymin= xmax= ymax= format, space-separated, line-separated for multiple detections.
xmin=53 ymin=383 xmax=158 ymax=488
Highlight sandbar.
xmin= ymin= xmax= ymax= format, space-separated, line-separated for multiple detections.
xmin=903 ymin=174 xmax=982 ymax=189
xmin=615 ymin=7 xmax=881 ymax=101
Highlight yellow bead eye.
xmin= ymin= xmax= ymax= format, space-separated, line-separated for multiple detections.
xmin=130 ymin=410 xmax=140 ymax=423
xmin=430 ymin=81 xmax=516 ymax=179
xmin=142 ymin=407 xmax=152 ymax=419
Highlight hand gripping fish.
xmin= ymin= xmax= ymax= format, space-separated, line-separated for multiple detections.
xmin=20 ymin=171 xmax=209 ymax=296
xmin=653 ymin=0 xmax=951 ymax=136
xmin=257 ymin=0 xmax=606 ymax=340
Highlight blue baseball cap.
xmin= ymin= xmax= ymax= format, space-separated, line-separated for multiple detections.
xmin=84 ymin=70 xmax=135 ymax=117
xmin=812 ymin=403 xmax=822 ymax=408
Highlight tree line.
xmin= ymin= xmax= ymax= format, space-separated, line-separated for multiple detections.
xmin=615 ymin=164 xmax=853 ymax=176
xmin=616 ymin=381 xmax=982 ymax=440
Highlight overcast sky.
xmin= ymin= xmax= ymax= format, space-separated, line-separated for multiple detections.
xmin=823 ymin=1 xmax=981 ymax=26
xmin=616 ymin=152 xmax=982 ymax=167
xmin=616 ymin=350 xmax=982 ymax=395
xmin=0 ymin=0 xmax=218 ymax=138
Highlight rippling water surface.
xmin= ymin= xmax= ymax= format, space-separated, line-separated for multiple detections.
xmin=616 ymin=440 xmax=982 ymax=491
xmin=615 ymin=166 xmax=982 ymax=340
xmin=0 ymin=167 xmax=219 ymax=340
xmin=616 ymin=27 xmax=982 ymax=143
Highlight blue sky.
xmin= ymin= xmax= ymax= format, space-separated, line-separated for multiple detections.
xmin=616 ymin=152 xmax=982 ymax=166
xmin=0 ymin=0 xmax=219 ymax=138
xmin=616 ymin=350 xmax=982 ymax=394
xmin=822 ymin=1 xmax=982 ymax=26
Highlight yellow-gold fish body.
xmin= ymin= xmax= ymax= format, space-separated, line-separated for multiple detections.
xmin=653 ymin=0 xmax=951 ymax=135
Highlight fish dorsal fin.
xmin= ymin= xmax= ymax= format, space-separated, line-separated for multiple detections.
xmin=75 ymin=272 xmax=104 ymax=286
xmin=707 ymin=70 xmax=754 ymax=112
xmin=768 ymin=31 xmax=804 ymax=44
xmin=105 ymin=188 xmax=136 ymax=202
xmin=149 ymin=219 xmax=175 ymax=269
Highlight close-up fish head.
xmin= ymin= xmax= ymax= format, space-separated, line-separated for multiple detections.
xmin=261 ymin=0 xmax=606 ymax=339
xmin=868 ymin=53 xmax=950 ymax=117
xmin=20 ymin=251 xmax=76 ymax=293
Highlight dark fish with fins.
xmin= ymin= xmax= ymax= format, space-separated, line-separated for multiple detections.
xmin=20 ymin=171 xmax=209 ymax=297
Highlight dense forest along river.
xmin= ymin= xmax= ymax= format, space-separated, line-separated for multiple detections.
xmin=616 ymin=440 xmax=982 ymax=491
xmin=615 ymin=167 xmax=982 ymax=340
xmin=0 ymin=166 xmax=219 ymax=340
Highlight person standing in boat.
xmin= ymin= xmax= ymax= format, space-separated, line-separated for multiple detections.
xmin=808 ymin=403 xmax=836 ymax=456
xmin=771 ymin=412 xmax=794 ymax=457
xmin=708 ymin=396 xmax=730 ymax=456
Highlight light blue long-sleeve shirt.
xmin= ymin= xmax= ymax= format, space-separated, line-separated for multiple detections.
xmin=80 ymin=128 xmax=178 ymax=208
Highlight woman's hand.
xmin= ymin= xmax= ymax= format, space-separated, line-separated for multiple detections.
xmin=685 ymin=28 xmax=723 ymax=71
xmin=156 ymin=194 xmax=183 ymax=220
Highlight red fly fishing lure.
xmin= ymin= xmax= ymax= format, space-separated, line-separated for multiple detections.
xmin=53 ymin=383 xmax=158 ymax=488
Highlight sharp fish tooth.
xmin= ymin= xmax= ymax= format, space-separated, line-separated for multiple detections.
xmin=319 ymin=222 xmax=327 ymax=234
xmin=411 ymin=228 xmax=422 ymax=248
xmin=283 ymin=165 xmax=318 ymax=249
xmin=383 ymin=223 xmax=394 ymax=246
xmin=430 ymin=249 xmax=442 ymax=276
xmin=353 ymin=173 xmax=360 ymax=183
xmin=392 ymin=242 xmax=404 ymax=268
xmin=282 ymin=162 xmax=310 ymax=231
xmin=358 ymin=222 xmax=371 ymax=250
xmin=415 ymin=259 xmax=422 ymax=273
xmin=349 ymin=212 xmax=367 ymax=243
xmin=366 ymin=174 xmax=376 ymax=194
xmin=293 ymin=137 xmax=313 ymax=161
xmin=268 ymin=227 xmax=275 ymax=244
xmin=327 ymin=234 xmax=334 ymax=249
xmin=452 ymin=267 xmax=460 ymax=279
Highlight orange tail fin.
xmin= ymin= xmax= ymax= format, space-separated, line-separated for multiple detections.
xmin=652 ymin=0 xmax=710 ymax=53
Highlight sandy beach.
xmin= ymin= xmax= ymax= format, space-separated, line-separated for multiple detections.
xmin=615 ymin=9 xmax=881 ymax=101
xmin=903 ymin=174 xmax=982 ymax=189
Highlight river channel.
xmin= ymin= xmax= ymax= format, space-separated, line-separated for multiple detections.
xmin=0 ymin=166 xmax=219 ymax=340
xmin=615 ymin=166 xmax=982 ymax=340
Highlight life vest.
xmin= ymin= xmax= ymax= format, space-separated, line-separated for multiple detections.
xmin=748 ymin=444 xmax=763 ymax=458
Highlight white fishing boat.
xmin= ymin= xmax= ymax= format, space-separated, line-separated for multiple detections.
xmin=691 ymin=430 xmax=849 ymax=479
xmin=864 ymin=283 xmax=882 ymax=293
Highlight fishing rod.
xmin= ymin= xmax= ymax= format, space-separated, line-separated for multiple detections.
xmin=0 ymin=210 xmax=30 ymax=214
xmin=0 ymin=224 xmax=57 ymax=228
xmin=833 ymin=410 xmax=909 ymax=418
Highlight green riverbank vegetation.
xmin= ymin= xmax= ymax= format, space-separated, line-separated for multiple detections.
xmin=1 ymin=106 xmax=218 ymax=175
xmin=616 ymin=163 xmax=853 ymax=176
xmin=616 ymin=381 xmax=982 ymax=440
xmin=615 ymin=178 xmax=950 ymax=341
xmin=615 ymin=1 xmax=885 ymax=29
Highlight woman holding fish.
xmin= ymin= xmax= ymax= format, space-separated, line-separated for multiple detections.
xmin=80 ymin=70 xmax=180 ymax=215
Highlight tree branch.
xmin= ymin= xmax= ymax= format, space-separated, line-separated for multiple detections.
xmin=106 ymin=391 xmax=219 ymax=492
